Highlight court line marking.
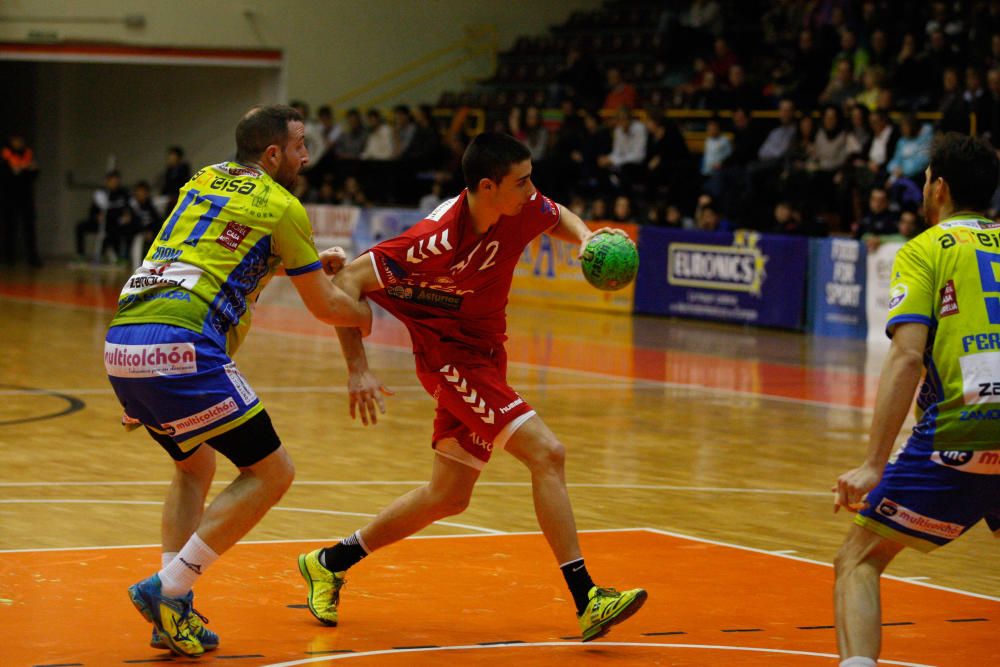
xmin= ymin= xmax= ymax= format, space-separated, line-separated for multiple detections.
xmin=0 ymin=499 xmax=502 ymax=535
xmin=0 ymin=292 xmax=879 ymax=412
xmin=1 ymin=526 xmax=995 ymax=605
xmin=639 ymin=527 xmax=1000 ymax=603
xmin=0 ymin=479 xmax=832 ymax=496
xmin=260 ymin=641 xmax=934 ymax=667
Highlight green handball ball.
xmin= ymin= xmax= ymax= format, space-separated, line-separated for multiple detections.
xmin=580 ymin=233 xmax=639 ymax=291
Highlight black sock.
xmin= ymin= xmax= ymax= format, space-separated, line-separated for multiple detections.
xmin=319 ymin=531 xmax=369 ymax=572
xmin=560 ymin=558 xmax=596 ymax=615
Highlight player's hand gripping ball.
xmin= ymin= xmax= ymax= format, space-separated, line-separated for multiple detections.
xmin=581 ymin=232 xmax=639 ymax=291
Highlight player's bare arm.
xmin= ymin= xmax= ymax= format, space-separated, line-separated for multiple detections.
xmin=834 ymin=322 xmax=928 ymax=512
xmin=332 ymin=255 xmax=393 ymax=425
xmin=289 ymin=268 xmax=373 ymax=335
xmin=550 ymin=203 xmax=628 ymax=258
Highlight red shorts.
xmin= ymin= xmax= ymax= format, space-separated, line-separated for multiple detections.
xmin=415 ymin=345 xmax=535 ymax=469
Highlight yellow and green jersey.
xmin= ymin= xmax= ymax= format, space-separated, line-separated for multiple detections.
xmin=887 ymin=213 xmax=1000 ymax=450
xmin=110 ymin=162 xmax=321 ymax=355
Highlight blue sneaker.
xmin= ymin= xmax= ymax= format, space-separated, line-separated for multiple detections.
xmin=127 ymin=574 xmax=204 ymax=657
xmin=150 ymin=591 xmax=218 ymax=652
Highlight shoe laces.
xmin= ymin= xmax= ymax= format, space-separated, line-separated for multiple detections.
xmin=188 ymin=607 xmax=210 ymax=632
xmin=594 ymin=587 xmax=620 ymax=599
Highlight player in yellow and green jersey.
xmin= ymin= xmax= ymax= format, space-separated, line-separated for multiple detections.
xmin=106 ymin=105 xmax=372 ymax=658
xmin=833 ymin=133 xmax=1000 ymax=667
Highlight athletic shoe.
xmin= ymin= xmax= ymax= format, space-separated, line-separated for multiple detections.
xmin=127 ymin=574 xmax=204 ymax=657
xmin=578 ymin=586 xmax=648 ymax=642
xmin=150 ymin=591 xmax=218 ymax=651
xmin=298 ymin=549 xmax=346 ymax=626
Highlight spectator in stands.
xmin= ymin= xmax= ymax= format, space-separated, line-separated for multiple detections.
xmin=361 ymin=109 xmax=394 ymax=160
xmin=160 ymin=146 xmax=191 ymax=214
xmin=845 ymin=105 xmax=872 ymax=156
xmin=644 ymin=110 xmax=693 ymax=200
xmin=831 ymin=28 xmax=870 ymax=81
xmin=391 ymin=105 xmax=416 ymax=159
xmin=318 ymin=105 xmax=341 ymax=147
xmin=337 ymin=176 xmax=368 ymax=207
xmin=855 ymin=65 xmax=886 ymax=111
xmin=806 ymin=104 xmax=849 ymax=218
xmin=76 ymin=170 xmax=132 ymax=263
xmin=611 ymin=195 xmax=635 ymax=224
xmin=683 ymin=0 xmax=724 ymax=39
xmin=984 ymin=68 xmax=1000 ymax=143
xmin=696 ymin=202 xmax=730 ymax=233
xmin=598 ymin=106 xmax=647 ymax=194
xmin=886 ymin=113 xmax=932 ymax=188
xmin=867 ymin=109 xmax=899 ymax=176
xmin=937 ymin=66 xmax=971 ymax=134
xmin=894 ymin=32 xmax=927 ymax=111
xmin=313 ymin=179 xmax=339 ymax=205
xmin=690 ymin=70 xmax=725 ymax=110
xmin=708 ymin=37 xmax=739 ymax=80
xmin=520 ymin=106 xmax=549 ymax=161
xmin=128 ymin=180 xmax=162 ymax=262
xmin=770 ymin=200 xmax=802 ymax=235
xmin=403 ymin=105 xmax=444 ymax=171
xmin=923 ymin=29 xmax=962 ymax=98
xmin=789 ymin=29 xmax=830 ymax=108
xmin=550 ymin=46 xmax=603 ymax=109
xmin=867 ymin=28 xmax=893 ymax=72
xmin=965 ymin=66 xmax=991 ymax=135
xmin=747 ymin=99 xmax=798 ymax=213
xmin=602 ymin=67 xmax=637 ymax=112
xmin=0 ymin=133 xmax=41 ymax=267
xmin=820 ymin=59 xmax=862 ymax=108
xmin=290 ymin=100 xmax=325 ymax=169
xmin=418 ymin=180 xmax=446 ymax=213
xmin=721 ymin=64 xmax=760 ymax=110
xmin=852 ymin=186 xmax=898 ymax=239
xmin=664 ymin=203 xmax=695 ymax=229
xmin=700 ymin=115 xmax=732 ymax=178
xmin=713 ymin=107 xmax=762 ymax=216
xmin=334 ymin=109 xmax=368 ymax=160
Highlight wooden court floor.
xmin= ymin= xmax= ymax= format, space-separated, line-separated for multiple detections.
xmin=0 ymin=266 xmax=997 ymax=666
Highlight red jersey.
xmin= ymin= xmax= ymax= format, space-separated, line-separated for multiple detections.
xmin=366 ymin=189 xmax=560 ymax=355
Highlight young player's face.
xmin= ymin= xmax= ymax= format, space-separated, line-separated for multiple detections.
xmin=494 ymin=160 xmax=536 ymax=216
xmin=274 ymin=121 xmax=309 ymax=190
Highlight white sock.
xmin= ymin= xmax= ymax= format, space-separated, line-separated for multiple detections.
xmin=158 ymin=533 xmax=219 ymax=598
xmin=840 ymin=658 xmax=877 ymax=667
xmin=161 ymin=551 xmax=178 ymax=569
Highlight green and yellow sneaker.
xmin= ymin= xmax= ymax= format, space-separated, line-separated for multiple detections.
xmin=578 ymin=586 xmax=648 ymax=642
xmin=298 ymin=549 xmax=347 ymax=626
xmin=150 ymin=591 xmax=218 ymax=651
xmin=127 ymin=574 xmax=204 ymax=657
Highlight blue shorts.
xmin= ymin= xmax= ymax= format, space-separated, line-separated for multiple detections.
xmin=105 ymin=323 xmax=263 ymax=452
xmin=856 ymin=436 xmax=1000 ymax=551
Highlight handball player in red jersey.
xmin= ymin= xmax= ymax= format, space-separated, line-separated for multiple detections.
xmin=297 ymin=132 xmax=647 ymax=641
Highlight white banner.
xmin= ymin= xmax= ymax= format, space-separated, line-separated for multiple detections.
xmin=865 ymin=241 xmax=905 ymax=343
xmin=305 ymin=204 xmax=361 ymax=253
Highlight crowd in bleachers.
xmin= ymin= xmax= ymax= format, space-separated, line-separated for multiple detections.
xmin=296 ymin=0 xmax=1000 ymax=246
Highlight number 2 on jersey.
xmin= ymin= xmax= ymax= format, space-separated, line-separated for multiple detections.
xmin=159 ymin=188 xmax=231 ymax=247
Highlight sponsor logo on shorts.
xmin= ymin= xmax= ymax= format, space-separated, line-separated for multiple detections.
xmin=104 ymin=342 xmax=196 ymax=378
xmin=162 ymin=397 xmax=238 ymax=437
xmin=386 ymin=284 xmax=464 ymax=311
xmin=931 ymin=449 xmax=1000 ymax=474
xmin=224 ymin=363 xmax=258 ymax=406
xmin=500 ymin=397 xmax=524 ymax=415
xmin=888 ymin=284 xmax=907 ymax=310
xmin=470 ymin=432 xmax=493 ymax=452
xmin=875 ymin=498 xmax=964 ymax=540
xmin=216 ymin=221 xmax=252 ymax=251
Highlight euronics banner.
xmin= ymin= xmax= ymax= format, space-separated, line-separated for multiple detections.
xmin=807 ymin=238 xmax=867 ymax=338
xmin=511 ymin=221 xmax=639 ymax=313
xmin=634 ymin=228 xmax=809 ymax=329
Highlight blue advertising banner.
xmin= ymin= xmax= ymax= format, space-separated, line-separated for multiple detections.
xmin=634 ymin=228 xmax=808 ymax=329
xmin=807 ymin=238 xmax=867 ymax=338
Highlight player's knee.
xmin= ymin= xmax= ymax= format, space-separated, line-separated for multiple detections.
xmin=429 ymin=488 xmax=471 ymax=518
xmin=257 ymin=447 xmax=295 ymax=501
xmin=529 ymin=436 xmax=566 ymax=472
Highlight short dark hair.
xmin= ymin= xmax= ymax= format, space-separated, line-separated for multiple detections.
xmin=235 ymin=105 xmax=303 ymax=163
xmin=461 ymin=132 xmax=531 ymax=191
xmin=929 ymin=132 xmax=1000 ymax=211
xmin=168 ymin=146 xmax=184 ymax=158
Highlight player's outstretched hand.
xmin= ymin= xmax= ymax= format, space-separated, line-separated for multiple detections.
xmin=348 ymin=370 xmax=394 ymax=426
xmin=320 ymin=246 xmax=348 ymax=275
xmin=832 ymin=463 xmax=883 ymax=513
xmin=577 ymin=227 xmax=629 ymax=259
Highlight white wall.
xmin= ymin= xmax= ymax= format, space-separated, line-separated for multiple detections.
xmin=0 ymin=0 xmax=603 ymax=107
